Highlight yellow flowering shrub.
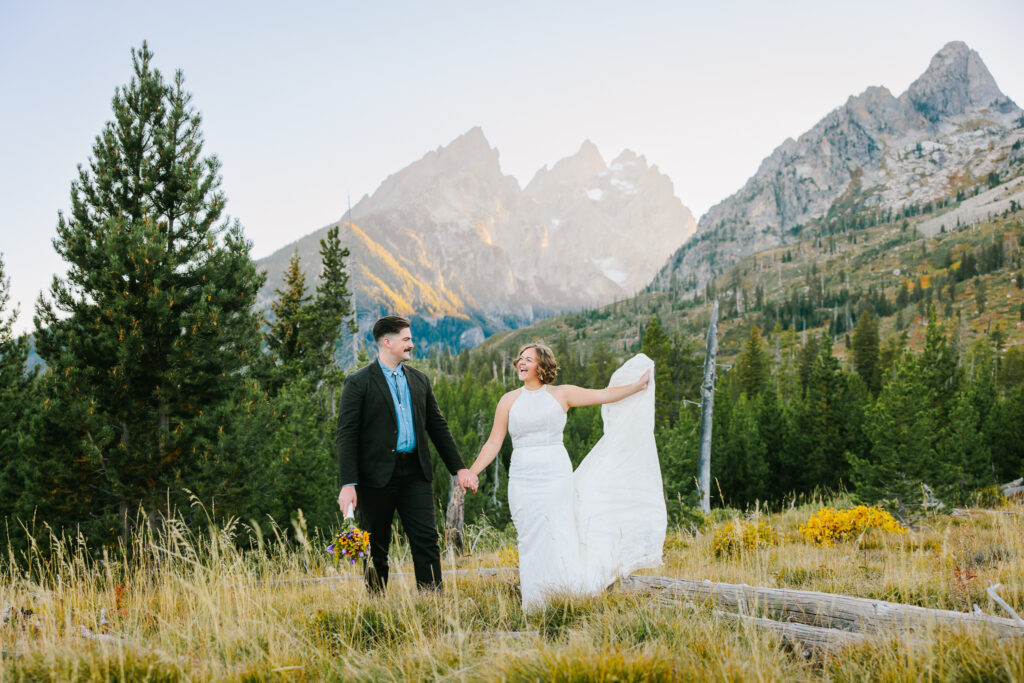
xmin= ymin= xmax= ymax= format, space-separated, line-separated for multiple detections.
xmin=799 ymin=505 xmax=907 ymax=546
xmin=496 ymin=544 xmax=519 ymax=567
xmin=711 ymin=520 xmax=777 ymax=557
xmin=973 ymin=486 xmax=1008 ymax=509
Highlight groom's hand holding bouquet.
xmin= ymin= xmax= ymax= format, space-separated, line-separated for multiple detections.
xmin=327 ymin=504 xmax=371 ymax=566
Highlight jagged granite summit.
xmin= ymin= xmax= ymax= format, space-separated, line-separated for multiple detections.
xmin=257 ymin=128 xmax=695 ymax=349
xmin=652 ymin=41 xmax=1024 ymax=292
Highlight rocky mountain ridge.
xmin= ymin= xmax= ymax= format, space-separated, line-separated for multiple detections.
xmin=652 ymin=41 xmax=1024 ymax=293
xmin=257 ymin=128 xmax=695 ymax=349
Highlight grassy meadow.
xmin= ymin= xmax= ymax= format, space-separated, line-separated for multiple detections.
xmin=2 ymin=497 xmax=1023 ymax=682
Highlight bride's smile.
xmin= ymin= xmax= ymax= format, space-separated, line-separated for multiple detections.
xmin=516 ymin=353 xmax=538 ymax=381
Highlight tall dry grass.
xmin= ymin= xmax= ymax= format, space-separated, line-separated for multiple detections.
xmin=1 ymin=497 xmax=1022 ymax=681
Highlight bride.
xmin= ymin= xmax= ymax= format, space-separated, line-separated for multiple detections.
xmin=467 ymin=343 xmax=666 ymax=611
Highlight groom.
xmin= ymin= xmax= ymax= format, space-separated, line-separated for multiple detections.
xmin=337 ymin=315 xmax=478 ymax=592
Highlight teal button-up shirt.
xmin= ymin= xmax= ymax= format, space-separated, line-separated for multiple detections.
xmin=381 ymin=361 xmax=416 ymax=453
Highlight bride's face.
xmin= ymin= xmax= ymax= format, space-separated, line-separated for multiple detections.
xmin=516 ymin=350 xmax=539 ymax=382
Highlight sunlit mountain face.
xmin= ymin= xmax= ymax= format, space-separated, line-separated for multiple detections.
xmin=257 ymin=127 xmax=695 ymax=353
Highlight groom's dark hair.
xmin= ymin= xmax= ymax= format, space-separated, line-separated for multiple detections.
xmin=373 ymin=315 xmax=412 ymax=343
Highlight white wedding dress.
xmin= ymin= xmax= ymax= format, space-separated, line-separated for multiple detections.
xmin=507 ymin=354 xmax=666 ymax=611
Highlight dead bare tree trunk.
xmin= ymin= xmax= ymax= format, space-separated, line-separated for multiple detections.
xmin=697 ymin=300 xmax=719 ymax=514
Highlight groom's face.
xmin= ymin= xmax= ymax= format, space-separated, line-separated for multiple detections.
xmin=385 ymin=327 xmax=414 ymax=362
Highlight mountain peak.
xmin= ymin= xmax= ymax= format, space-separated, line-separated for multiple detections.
xmin=577 ymin=138 xmax=602 ymax=158
xmin=901 ymin=41 xmax=1015 ymax=121
xmin=524 ymin=140 xmax=607 ymax=195
xmin=444 ymin=126 xmax=491 ymax=152
xmin=433 ymin=126 xmax=498 ymax=168
xmin=354 ymin=127 xmax=506 ymax=215
xmin=611 ymin=149 xmax=647 ymax=169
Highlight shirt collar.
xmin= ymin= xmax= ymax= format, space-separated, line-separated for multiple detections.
xmin=379 ymin=358 xmax=404 ymax=377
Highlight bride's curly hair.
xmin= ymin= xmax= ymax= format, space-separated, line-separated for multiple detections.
xmin=514 ymin=343 xmax=559 ymax=384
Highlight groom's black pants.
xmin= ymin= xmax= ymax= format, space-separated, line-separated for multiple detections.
xmin=357 ymin=454 xmax=442 ymax=592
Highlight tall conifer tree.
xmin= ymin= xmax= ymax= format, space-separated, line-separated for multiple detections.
xmin=266 ymin=253 xmax=311 ymax=391
xmin=851 ymin=310 xmax=881 ymax=394
xmin=31 ymin=44 xmax=265 ymax=540
xmin=309 ymin=225 xmax=358 ymax=411
xmin=641 ymin=315 xmax=674 ymax=430
xmin=0 ymin=256 xmax=37 ymax=520
xmin=735 ymin=326 xmax=771 ymax=397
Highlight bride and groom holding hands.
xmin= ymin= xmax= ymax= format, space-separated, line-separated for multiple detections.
xmin=337 ymin=315 xmax=666 ymax=610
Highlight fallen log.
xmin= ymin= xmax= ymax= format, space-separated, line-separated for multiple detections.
xmin=620 ymin=575 xmax=1024 ymax=640
xmin=650 ymin=594 xmax=872 ymax=656
xmin=1002 ymin=478 xmax=1024 ymax=499
xmin=953 ymin=508 xmax=1021 ymax=518
xmin=716 ymin=608 xmax=872 ymax=656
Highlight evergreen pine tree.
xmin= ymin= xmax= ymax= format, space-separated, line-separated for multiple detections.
xmin=309 ymin=224 xmax=358 ymax=413
xmin=851 ymin=352 xmax=942 ymax=507
xmin=793 ymin=336 xmax=859 ymax=492
xmin=797 ymin=334 xmax=820 ymax=396
xmin=657 ymin=403 xmax=701 ymax=521
xmin=999 ymin=347 xmax=1024 ymax=389
xmin=716 ymin=394 xmax=768 ymax=507
xmin=975 ymin=278 xmax=987 ymax=314
xmin=735 ymin=325 xmax=771 ymax=397
xmin=266 ymin=253 xmax=311 ymax=390
xmin=851 ymin=310 xmax=881 ymax=394
xmin=586 ymin=340 xmax=616 ymax=389
xmin=257 ymin=228 xmax=357 ymax=529
xmin=896 ymin=280 xmax=910 ymax=308
xmin=31 ymin=44 xmax=266 ymax=540
xmin=852 ymin=310 xmax=962 ymax=508
xmin=757 ymin=389 xmax=794 ymax=499
xmin=0 ymin=256 xmax=38 ymax=522
xmin=553 ymin=335 xmax=580 ymax=385
xmin=640 ymin=315 xmax=674 ymax=429
xmin=878 ymin=329 xmax=908 ymax=383
xmin=987 ymin=386 xmax=1024 ymax=481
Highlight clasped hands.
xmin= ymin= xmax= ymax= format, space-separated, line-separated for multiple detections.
xmin=457 ymin=468 xmax=479 ymax=493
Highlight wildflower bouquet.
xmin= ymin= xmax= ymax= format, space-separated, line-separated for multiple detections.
xmin=327 ymin=508 xmax=370 ymax=566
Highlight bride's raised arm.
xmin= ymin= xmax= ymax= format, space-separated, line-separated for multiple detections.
xmin=553 ymin=369 xmax=651 ymax=408
xmin=468 ymin=390 xmax=518 ymax=477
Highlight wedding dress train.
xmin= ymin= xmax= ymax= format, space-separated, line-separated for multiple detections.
xmin=507 ymin=354 xmax=666 ymax=611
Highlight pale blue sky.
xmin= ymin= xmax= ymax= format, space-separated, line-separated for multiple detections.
xmin=1 ymin=0 xmax=1022 ymax=333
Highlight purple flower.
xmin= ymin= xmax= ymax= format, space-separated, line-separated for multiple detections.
xmin=326 ymin=544 xmax=335 ymax=555
xmin=358 ymin=552 xmax=364 ymax=557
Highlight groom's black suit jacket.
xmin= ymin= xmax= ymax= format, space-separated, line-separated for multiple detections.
xmin=336 ymin=359 xmax=465 ymax=488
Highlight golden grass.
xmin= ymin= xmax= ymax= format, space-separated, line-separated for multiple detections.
xmin=1 ymin=500 xmax=1023 ymax=681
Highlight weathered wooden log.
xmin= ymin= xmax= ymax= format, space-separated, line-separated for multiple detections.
xmin=649 ymin=594 xmax=873 ymax=656
xmin=986 ymin=583 xmax=1024 ymax=626
xmin=620 ymin=575 xmax=1024 ymax=640
xmin=79 ymin=625 xmax=126 ymax=643
xmin=953 ymin=508 xmax=1020 ymax=519
xmin=716 ymin=608 xmax=872 ymax=656
xmin=1003 ymin=478 xmax=1024 ymax=498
